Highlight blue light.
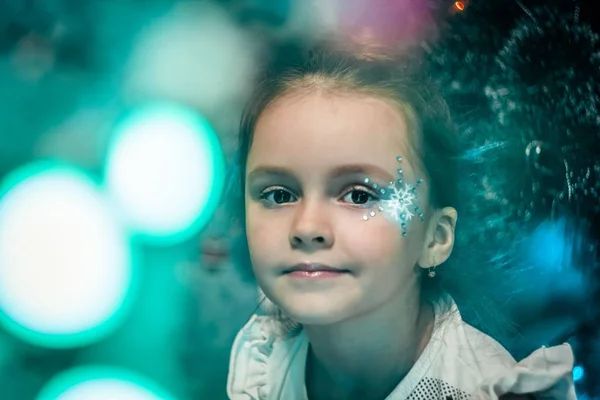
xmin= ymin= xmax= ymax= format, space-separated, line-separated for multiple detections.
xmin=527 ymin=218 xmax=569 ymax=272
xmin=573 ymin=365 xmax=584 ymax=382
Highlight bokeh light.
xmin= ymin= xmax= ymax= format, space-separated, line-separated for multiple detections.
xmin=526 ymin=218 xmax=583 ymax=274
xmin=454 ymin=1 xmax=466 ymax=12
xmin=125 ymin=3 xmax=257 ymax=112
xmin=573 ymin=365 xmax=585 ymax=382
xmin=0 ymin=162 xmax=136 ymax=348
xmin=105 ymin=103 xmax=225 ymax=245
xmin=337 ymin=0 xmax=437 ymax=50
xmin=37 ymin=366 xmax=176 ymax=400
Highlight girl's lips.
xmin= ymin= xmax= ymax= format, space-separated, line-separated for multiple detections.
xmin=287 ymin=270 xmax=350 ymax=278
xmin=283 ymin=263 xmax=351 ymax=275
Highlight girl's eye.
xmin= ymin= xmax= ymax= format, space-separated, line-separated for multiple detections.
xmin=259 ymin=188 xmax=297 ymax=205
xmin=340 ymin=186 xmax=379 ymax=206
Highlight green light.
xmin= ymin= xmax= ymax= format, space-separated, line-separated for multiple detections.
xmin=37 ymin=366 xmax=177 ymax=400
xmin=0 ymin=161 xmax=139 ymax=349
xmin=105 ymin=102 xmax=225 ymax=246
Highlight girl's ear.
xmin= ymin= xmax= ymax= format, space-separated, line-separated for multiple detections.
xmin=417 ymin=207 xmax=457 ymax=269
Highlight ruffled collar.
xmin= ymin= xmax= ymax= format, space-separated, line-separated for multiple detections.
xmin=228 ymin=315 xmax=274 ymax=399
xmin=475 ymin=343 xmax=577 ymax=399
xmin=227 ymin=314 xmax=307 ymax=400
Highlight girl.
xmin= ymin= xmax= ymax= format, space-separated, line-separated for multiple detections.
xmin=226 ymin=42 xmax=577 ymax=399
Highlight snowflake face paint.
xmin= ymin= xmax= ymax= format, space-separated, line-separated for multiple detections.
xmin=362 ymin=156 xmax=425 ymax=236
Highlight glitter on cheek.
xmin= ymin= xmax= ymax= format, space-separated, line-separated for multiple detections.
xmin=362 ymin=156 xmax=426 ymax=237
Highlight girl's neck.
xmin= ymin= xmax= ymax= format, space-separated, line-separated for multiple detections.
xmin=304 ymin=288 xmax=435 ymax=400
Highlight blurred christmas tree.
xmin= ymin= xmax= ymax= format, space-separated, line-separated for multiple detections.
xmin=428 ymin=0 xmax=600 ymax=396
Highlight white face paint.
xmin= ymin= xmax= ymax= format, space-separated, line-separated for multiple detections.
xmin=362 ymin=156 xmax=425 ymax=237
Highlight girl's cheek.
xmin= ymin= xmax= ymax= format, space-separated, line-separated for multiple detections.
xmin=346 ymin=219 xmax=404 ymax=259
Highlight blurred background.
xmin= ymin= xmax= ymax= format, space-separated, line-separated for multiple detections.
xmin=0 ymin=0 xmax=598 ymax=399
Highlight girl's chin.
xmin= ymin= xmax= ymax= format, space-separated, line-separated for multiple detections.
xmin=277 ymin=295 xmax=358 ymax=326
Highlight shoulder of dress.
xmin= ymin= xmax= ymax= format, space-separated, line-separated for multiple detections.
xmin=227 ymin=315 xmax=275 ymax=400
xmin=476 ymin=343 xmax=577 ymax=400
xmin=227 ymin=315 xmax=303 ymax=400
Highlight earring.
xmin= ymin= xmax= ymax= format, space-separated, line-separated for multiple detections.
xmin=428 ymin=257 xmax=437 ymax=278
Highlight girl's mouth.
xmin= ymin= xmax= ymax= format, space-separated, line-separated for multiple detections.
xmin=287 ymin=270 xmax=350 ymax=278
xmin=283 ymin=263 xmax=351 ymax=278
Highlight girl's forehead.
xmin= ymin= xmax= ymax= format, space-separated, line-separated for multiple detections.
xmin=249 ymin=91 xmax=420 ymax=179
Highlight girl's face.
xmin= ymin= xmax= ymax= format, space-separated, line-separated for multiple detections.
xmin=245 ymin=91 xmax=432 ymax=325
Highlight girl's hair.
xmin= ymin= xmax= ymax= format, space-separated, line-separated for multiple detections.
xmin=235 ymin=40 xmax=519 ymax=341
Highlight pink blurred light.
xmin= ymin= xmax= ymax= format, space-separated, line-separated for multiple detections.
xmin=339 ymin=0 xmax=436 ymax=49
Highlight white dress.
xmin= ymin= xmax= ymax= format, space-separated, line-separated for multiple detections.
xmin=227 ymin=296 xmax=577 ymax=399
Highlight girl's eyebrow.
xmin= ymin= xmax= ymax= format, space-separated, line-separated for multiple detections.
xmin=247 ymin=164 xmax=395 ymax=183
xmin=327 ymin=164 xmax=395 ymax=183
xmin=247 ymin=166 xmax=295 ymax=182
